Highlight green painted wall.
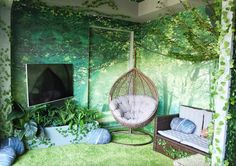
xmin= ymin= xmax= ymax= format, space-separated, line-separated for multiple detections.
xmin=10 ymin=1 xmax=216 ymax=132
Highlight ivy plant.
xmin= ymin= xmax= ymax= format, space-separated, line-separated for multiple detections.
xmin=157 ymin=139 xmax=190 ymax=159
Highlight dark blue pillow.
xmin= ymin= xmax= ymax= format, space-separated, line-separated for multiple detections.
xmin=170 ymin=117 xmax=196 ymax=134
xmin=0 ymin=146 xmax=16 ymax=166
xmin=0 ymin=137 xmax=25 ymax=156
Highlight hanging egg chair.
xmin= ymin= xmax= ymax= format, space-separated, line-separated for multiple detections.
xmin=109 ymin=68 xmax=158 ymax=129
xmin=108 ymin=31 xmax=158 ymax=145
xmin=109 ymin=64 xmax=158 ymax=145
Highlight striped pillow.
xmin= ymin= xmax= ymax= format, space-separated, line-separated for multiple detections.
xmin=170 ymin=117 xmax=196 ymax=134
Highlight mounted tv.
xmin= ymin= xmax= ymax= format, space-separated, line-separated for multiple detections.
xmin=26 ymin=64 xmax=73 ymax=106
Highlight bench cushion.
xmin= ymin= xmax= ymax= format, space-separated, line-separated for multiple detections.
xmin=158 ymin=130 xmax=194 ymax=142
xmin=181 ymin=137 xmax=209 ymax=153
xmin=158 ymin=130 xmax=209 ymax=153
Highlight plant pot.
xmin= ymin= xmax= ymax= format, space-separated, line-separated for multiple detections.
xmin=25 ymin=122 xmax=98 ymax=149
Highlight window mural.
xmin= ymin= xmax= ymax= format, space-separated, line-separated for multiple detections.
xmin=89 ymin=28 xmax=130 ymax=128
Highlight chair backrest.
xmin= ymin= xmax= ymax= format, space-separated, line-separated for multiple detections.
xmin=179 ymin=105 xmax=213 ymax=136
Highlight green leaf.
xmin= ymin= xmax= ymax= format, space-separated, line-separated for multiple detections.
xmin=24 ymin=120 xmax=38 ymax=138
xmin=213 ymin=113 xmax=220 ymax=119
xmin=7 ymin=110 xmax=24 ymax=121
xmin=219 ymin=121 xmax=224 ymax=126
xmin=223 ymin=41 xmax=229 ymax=48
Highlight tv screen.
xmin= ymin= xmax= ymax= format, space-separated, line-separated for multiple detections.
xmin=26 ymin=64 xmax=73 ymax=106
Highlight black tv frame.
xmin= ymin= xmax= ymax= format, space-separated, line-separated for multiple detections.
xmin=25 ymin=64 xmax=74 ymax=107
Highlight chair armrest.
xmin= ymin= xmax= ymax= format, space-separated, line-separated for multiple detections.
xmin=155 ymin=114 xmax=179 ymax=131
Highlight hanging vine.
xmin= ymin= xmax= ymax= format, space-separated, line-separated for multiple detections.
xmin=207 ymin=0 xmax=235 ymax=165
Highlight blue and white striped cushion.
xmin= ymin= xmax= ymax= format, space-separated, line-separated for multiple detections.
xmin=170 ymin=117 xmax=196 ymax=134
xmin=85 ymin=128 xmax=111 ymax=144
xmin=0 ymin=146 xmax=16 ymax=166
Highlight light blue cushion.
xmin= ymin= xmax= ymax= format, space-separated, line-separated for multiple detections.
xmin=0 ymin=137 xmax=25 ymax=156
xmin=170 ymin=117 xmax=196 ymax=134
xmin=85 ymin=128 xmax=111 ymax=144
xmin=0 ymin=146 xmax=16 ymax=166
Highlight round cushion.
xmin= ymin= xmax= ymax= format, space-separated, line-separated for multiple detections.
xmin=0 ymin=137 xmax=25 ymax=156
xmin=0 ymin=146 xmax=16 ymax=166
xmin=110 ymin=95 xmax=157 ymax=125
xmin=85 ymin=128 xmax=111 ymax=144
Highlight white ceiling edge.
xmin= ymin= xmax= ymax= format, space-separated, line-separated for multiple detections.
xmin=137 ymin=0 xmax=210 ymax=22
xmin=41 ymin=0 xmax=210 ymax=23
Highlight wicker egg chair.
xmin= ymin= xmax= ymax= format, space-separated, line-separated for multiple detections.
xmin=109 ymin=68 xmax=158 ymax=145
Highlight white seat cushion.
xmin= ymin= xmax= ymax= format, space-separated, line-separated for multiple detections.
xmin=158 ymin=130 xmax=209 ymax=153
xmin=181 ymin=136 xmax=209 ymax=153
xmin=158 ymin=130 xmax=193 ymax=142
xmin=179 ymin=106 xmax=204 ymax=136
xmin=110 ymin=95 xmax=157 ymax=124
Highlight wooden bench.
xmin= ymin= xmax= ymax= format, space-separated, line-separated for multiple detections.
xmin=153 ymin=105 xmax=212 ymax=159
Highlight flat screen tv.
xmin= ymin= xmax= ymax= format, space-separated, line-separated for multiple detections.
xmin=26 ymin=64 xmax=73 ymax=106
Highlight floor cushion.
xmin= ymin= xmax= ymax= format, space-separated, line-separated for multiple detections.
xmin=84 ymin=128 xmax=111 ymax=144
xmin=0 ymin=146 xmax=16 ymax=166
xmin=0 ymin=137 xmax=25 ymax=156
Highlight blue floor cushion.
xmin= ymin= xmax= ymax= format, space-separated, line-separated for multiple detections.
xmin=0 ymin=137 xmax=25 ymax=156
xmin=85 ymin=128 xmax=111 ymax=144
xmin=0 ymin=146 xmax=16 ymax=166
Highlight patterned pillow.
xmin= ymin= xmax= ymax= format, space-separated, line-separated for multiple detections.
xmin=170 ymin=117 xmax=196 ymax=134
xmin=0 ymin=137 xmax=25 ymax=156
xmin=0 ymin=146 xmax=16 ymax=166
xmin=84 ymin=128 xmax=111 ymax=144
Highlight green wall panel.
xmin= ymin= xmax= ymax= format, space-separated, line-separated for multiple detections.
xmin=11 ymin=9 xmax=90 ymax=107
xmin=10 ymin=1 xmax=215 ymax=133
xmin=89 ymin=28 xmax=130 ymax=127
xmin=138 ymin=51 xmax=215 ymax=115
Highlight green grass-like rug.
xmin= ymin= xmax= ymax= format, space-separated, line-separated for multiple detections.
xmin=14 ymin=134 xmax=173 ymax=166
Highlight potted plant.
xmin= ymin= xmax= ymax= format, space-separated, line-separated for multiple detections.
xmin=41 ymin=99 xmax=99 ymax=146
xmin=8 ymin=99 xmax=99 ymax=149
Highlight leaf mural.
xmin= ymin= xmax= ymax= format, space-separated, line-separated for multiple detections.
xmin=10 ymin=0 xmax=218 ymax=133
xmin=89 ymin=28 xmax=130 ymax=126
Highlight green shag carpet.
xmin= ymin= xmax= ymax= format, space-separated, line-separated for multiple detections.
xmin=14 ymin=134 xmax=173 ymax=166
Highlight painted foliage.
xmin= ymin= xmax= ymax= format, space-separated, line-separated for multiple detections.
xmin=11 ymin=1 xmax=215 ymax=131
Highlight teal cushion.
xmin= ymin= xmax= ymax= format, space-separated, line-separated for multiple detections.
xmin=170 ymin=117 xmax=196 ymax=134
